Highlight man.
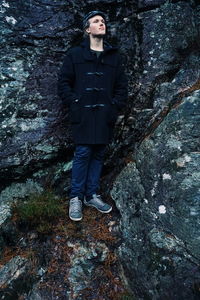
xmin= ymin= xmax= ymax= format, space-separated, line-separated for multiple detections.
xmin=58 ymin=11 xmax=127 ymax=221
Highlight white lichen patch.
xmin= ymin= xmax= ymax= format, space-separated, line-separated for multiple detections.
xmin=19 ymin=123 xmax=31 ymax=131
xmin=2 ymin=1 xmax=9 ymax=8
xmin=66 ymin=241 xmax=109 ymax=298
xmin=190 ymin=207 xmax=199 ymax=216
xmin=184 ymin=154 xmax=192 ymax=162
xmin=151 ymin=212 xmax=158 ymax=219
xmin=166 ymin=135 xmax=182 ymax=150
xmin=151 ymin=188 xmax=155 ymax=197
xmin=158 ymin=205 xmax=166 ymax=214
xmin=151 ymin=181 xmax=158 ymax=196
xmin=150 ymin=228 xmax=184 ymax=251
xmin=150 ymin=32 xmax=155 ymax=38
xmin=19 ymin=118 xmax=46 ymax=131
xmin=1 ymin=113 xmax=17 ymax=129
xmin=0 ymin=204 xmax=11 ymax=226
xmin=63 ymin=161 xmax=73 ymax=171
xmin=174 ymin=154 xmax=192 ymax=167
xmin=162 ymin=173 xmax=171 ymax=180
xmin=5 ymin=16 xmax=17 ymax=25
xmin=35 ymin=143 xmax=58 ymax=154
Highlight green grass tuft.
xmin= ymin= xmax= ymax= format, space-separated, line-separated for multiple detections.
xmin=14 ymin=190 xmax=65 ymax=233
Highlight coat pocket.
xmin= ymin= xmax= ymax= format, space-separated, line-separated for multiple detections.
xmin=69 ymin=99 xmax=82 ymax=124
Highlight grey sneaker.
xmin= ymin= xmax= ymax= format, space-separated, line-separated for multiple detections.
xmin=84 ymin=194 xmax=112 ymax=213
xmin=69 ymin=197 xmax=82 ymax=221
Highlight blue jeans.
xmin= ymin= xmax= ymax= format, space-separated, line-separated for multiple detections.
xmin=70 ymin=145 xmax=106 ymax=200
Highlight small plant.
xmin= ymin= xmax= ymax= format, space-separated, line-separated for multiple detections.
xmin=14 ymin=190 xmax=66 ymax=233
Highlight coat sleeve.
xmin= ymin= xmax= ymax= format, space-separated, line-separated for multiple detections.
xmin=112 ymin=54 xmax=128 ymax=111
xmin=57 ymin=51 xmax=78 ymax=106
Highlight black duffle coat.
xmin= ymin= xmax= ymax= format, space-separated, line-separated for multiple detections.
xmin=57 ymin=38 xmax=127 ymax=144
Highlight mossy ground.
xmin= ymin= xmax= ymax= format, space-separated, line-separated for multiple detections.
xmin=0 ymin=190 xmax=134 ymax=299
xmin=12 ymin=190 xmax=66 ymax=233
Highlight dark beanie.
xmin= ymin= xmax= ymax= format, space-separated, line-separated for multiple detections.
xmin=83 ymin=11 xmax=107 ymax=29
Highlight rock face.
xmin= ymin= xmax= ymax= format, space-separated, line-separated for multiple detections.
xmin=0 ymin=0 xmax=136 ymax=187
xmin=0 ymin=0 xmax=200 ymax=299
xmin=110 ymin=1 xmax=200 ymax=298
xmin=0 ymin=256 xmax=33 ymax=298
xmin=0 ymin=0 xmax=76 ymax=187
xmin=111 ymin=92 xmax=200 ymax=299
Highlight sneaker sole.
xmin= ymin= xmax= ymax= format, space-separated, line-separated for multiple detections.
xmin=69 ymin=215 xmax=82 ymax=221
xmin=84 ymin=202 xmax=112 ymax=213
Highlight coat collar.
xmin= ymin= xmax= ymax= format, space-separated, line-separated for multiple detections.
xmin=80 ymin=37 xmax=118 ymax=61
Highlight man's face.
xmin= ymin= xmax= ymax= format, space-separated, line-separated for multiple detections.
xmin=86 ymin=15 xmax=106 ymax=37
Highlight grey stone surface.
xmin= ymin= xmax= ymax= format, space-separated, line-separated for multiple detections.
xmin=138 ymin=0 xmax=168 ymax=9
xmin=0 ymin=0 xmax=75 ymax=185
xmin=0 ymin=256 xmax=28 ymax=287
xmin=0 ymin=0 xmax=136 ymax=186
xmin=125 ymin=1 xmax=200 ymax=145
xmin=0 ymin=256 xmax=33 ymax=298
xmin=0 ymin=180 xmax=43 ymax=227
xmin=138 ymin=0 xmax=189 ymax=10
xmin=139 ymin=1 xmax=198 ymax=102
xmin=111 ymin=91 xmax=200 ymax=299
xmin=66 ymin=241 xmax=109 ymax=299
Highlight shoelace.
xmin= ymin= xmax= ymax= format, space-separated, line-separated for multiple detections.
xmin=93 ymin=195 xmax=105 ymax=205
xmin=70 ymin=199 xmax=81 ymax=212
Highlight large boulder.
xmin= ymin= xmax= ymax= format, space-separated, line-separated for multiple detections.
xmin=111 ymin=1 xmax=200 ymax=298
xmin=111 ymin=91 xmax=200 ymax=299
